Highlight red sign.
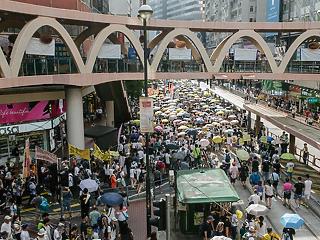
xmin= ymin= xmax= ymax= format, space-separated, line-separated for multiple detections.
xmin=35 ymin=146 xmax=58 ymax=164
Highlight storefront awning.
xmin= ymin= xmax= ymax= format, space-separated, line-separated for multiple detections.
xmin=177 ymin=169 xmax=240 ymax=204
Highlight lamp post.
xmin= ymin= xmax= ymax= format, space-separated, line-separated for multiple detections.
xmin=138 ymin=4 xmax=153 ymax=237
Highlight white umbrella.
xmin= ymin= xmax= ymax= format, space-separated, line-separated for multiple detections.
xmin=80 ymin=179 xmax=99 ymax=193
xmin=220 ymin=120 xmax=229 ymax=125
xmin=200 ymin=138 xmax=210 ymax=147
xmin=230 ymin=120 xmax=239 ymax=125
xmin=211 ymin=237 xmax=232 ymax=240
xmin=169 ymin=115 xmax=177 ymax=121
xmin=228 ymin=115 xmax=237 ymax=120
xmin=246 ymin=204 xmax=269 ymax=216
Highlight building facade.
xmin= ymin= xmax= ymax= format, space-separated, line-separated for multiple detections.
xmin=205 ymin=0 xmax=267 ymax=50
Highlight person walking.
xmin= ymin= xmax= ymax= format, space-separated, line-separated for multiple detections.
xmin=264 ymin=180 xmax=274 ymax=209
xmin=80 ymin=188 xmax=91 ymax=218
xmin=304 ymin=174 xmax=313 ymax=203
xmin=302 ymin=143 xmax=309 ymax=165
xmin=283 ymin=178 xmax=293 ymax=208
xmin=262 ymin=227 xmax=280 ymax=240
xmin=293 ymin=177 xmax=305 ymax=209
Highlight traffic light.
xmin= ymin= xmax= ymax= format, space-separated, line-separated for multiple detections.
xmin=149 ymin=199 xmax=167 ymax=230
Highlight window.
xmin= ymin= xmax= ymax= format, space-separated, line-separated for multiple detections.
xmin=249 ymin=18 xmax=254 ymax=22
xmin=250 ymin=6 xmax=254 ymax=12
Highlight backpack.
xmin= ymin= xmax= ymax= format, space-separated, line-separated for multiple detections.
xmin=282 ymin=232 xmax=290 ymax=240
xmin=39 ymin=198 xmax=50 ymax=212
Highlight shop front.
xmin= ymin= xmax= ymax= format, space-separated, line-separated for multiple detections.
xmin=0 ymin=100 xmax=65 ymax=165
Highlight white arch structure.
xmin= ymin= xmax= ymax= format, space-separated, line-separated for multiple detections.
xmin=0 ymin=15 xmax=319 ymax=81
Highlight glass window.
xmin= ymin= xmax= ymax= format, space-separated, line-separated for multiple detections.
xmin=250 ymin=6 xmax=254 ymax=12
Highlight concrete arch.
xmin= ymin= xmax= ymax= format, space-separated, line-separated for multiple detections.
xmin=74 ymin=26 xmax=105 ymax=48
xmin=10 ymin=16 xmax=85 ymax=77
xmin=150 ymin=28 xmax=213 ymax=72
xmin=279 ymin=30 xmax=320 ymax=73
xmin=148 ymin=30 xmax=170 ymax=49
xmin=0 ymin=47 xmax=11 ymax=78
xmin=212 ymin=30 xmax=278 ymax=73
xmin=85 ymin=24 xmax=145 ymax=73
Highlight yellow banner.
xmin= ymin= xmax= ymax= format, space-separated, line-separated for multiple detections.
xmin=243 ymin=134 xmax=251 ymax=142
xmin=68 ymin=144 xmax=90 ymax=160
xmin=239 ymin=138 xmax=244 ymax=146
xmin=93 ymin=144 xmax=117 ymax=162
xmin=260 ymin=136 xmax=267 ymax=144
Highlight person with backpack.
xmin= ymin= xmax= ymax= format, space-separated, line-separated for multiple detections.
xmin=106 ymin=217 xmax=118 ymax=240
xmin=223 ymin=150 xmax=231 ymax=170
xmin=199 ymin=216 xmax=214 ymax=240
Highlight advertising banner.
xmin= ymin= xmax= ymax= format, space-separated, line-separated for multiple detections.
xmin=139 ymin=97 xmax=154 ymax=133
xmin=23 ymin=138 xmax=31 ymax=178
xmin=98 ymin=44 xmax=121 ymax=59
xmin=35 ymin=146 xmax=58 ymax=164
xmin=68 ymin=144 xmax=90 ymax=160
xmin=168 ymin=48 xmax=192 ymax=60
xmin=0 ymin=100 xmax=65 ymax=125
xmin=300 ymin=48 xmax=320 ymax=61
xmin=26 ymin=38 xmax=55 ymax=56
xmin=234 ymin=48 xmax=257 ymax=61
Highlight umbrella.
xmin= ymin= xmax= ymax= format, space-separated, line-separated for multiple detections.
xmin=177 ymin=132 xmax=186 ymax=137
xmin=230 ymin=120 xmax=239 ymax=125
xmin=228 ymin=115 xmax=237 ymax=120
xmin=212 ymin=122 xmax=221 ymax=127
xmin=178 ymin=121 xmax=188 ymax=126
xmin=212 ymin=136 xmax=223 ymax=144
xmin=267 ymin=136 xmax=274 ymax=142
xmin=236 ymin=149 xmax=250 ymax=161
xmin=155 ymin=111 xmax=162 ymax=116
xmin=178 ymin=125 xmax=188 ymax=131
xmin=100 ymin=192 xmax=124 ymax=206
xmin=210 ymin=237 xmax=232 ymax=240
xmin=169 ymin=115 xmax=177 ymax=121
xmin=200 ymin=139 xmax=210 ymax=147
xmin=80 ymin=179 xmax=99 ymax=193
xmin=165 ymin=143 xmax=180 ymax=150
xmin=216 ymin=111 xmax=225 ymax=115
xmin=246 ymin=204 xmax=269 ymax=216
xmin=220 ymin=120 xmax=229 ymax=125
xmin=154 ymin=126 xmax=163 ymax=132
xmin=280 ymin=153 xmax=296 ymax=160
xmin=280 ymin=213 xmax=304 ymax=229
xmin=224 ymin=129 xmax=234 ymax=134
xmin=161 ymin=119 xmax=169 ymax=123
xmin=186 ymin=129 xmax=198 ymax=136
xmin=173 ymin=119 xmax=182 ymax=125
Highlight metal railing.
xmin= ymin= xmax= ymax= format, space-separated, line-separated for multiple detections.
xmin=17 ymin=56 xmax=320 ymax=77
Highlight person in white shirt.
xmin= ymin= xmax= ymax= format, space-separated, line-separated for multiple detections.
xmin=304 ymin=174 xmax=313 ymax=201
xmin=1 ymin=216 xmax=12 ymax=238
xmin=248 ymin=190 xmax=260 ymax=205
xmin=20 ymin=224 xmax=30 ymax=240
xmin=74 ymin=166 xmax=80 ymax=177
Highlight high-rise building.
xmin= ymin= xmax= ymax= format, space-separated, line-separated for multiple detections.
xmin=149 ymin=0 xmax=204 ymax=21
xmin=205 ymin=0 xmax=267 ymax=50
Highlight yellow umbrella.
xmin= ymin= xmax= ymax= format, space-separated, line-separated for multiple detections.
xmin=176 ymin=108 xmax=184 ymax=113
xmin=155 ymin=111 xmax=162 ymax=115
xmin=178 ymin=125 xmax=188 ymax=131
xmin=131 ymin=119 xmax=140 ymax=125
xmin=161 ymin=119 xmax=169 ymax=123
xmin=212 ymin=136 xmax=223 ymax=143
xmin=216 ymin=111 xmax=225 ymax=115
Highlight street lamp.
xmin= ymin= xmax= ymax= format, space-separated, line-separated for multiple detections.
xmin=138 ymin=4 xmax=153 ymax=237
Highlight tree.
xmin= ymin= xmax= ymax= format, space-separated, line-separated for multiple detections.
xmin=125 ymin=80 xmax=144 ymax=100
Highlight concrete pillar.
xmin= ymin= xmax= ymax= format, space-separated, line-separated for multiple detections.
xmin=66 ymin=87 xmax=85 ymax=149
xmin=289 ymin=134 xmax=296 ymax=154
xmin=247 ymin=111 xmax=252 ymax=132
xmin=255 ymin=115 xmax=261 ymax=136
xmin=105 ymin=101 xmax=115 ymax=127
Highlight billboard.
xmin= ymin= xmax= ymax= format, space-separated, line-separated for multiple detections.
xmin=234 ymin=49 xmax=257 ymax=61
xmin=0 ymin=100 xmax=65 ymax=125
xmin=266 ymin=0 xmax=280 ymax=37
xmin=139 ymin=97 xmax=154 ymax=133
xmin=168 ymin=48 xmax=192 ymax=60
xmin=98 ymin=44 xmax=121 ymax=59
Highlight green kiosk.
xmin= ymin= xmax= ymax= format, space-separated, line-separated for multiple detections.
xmin=176 ymin=169 xmax=240 ymax=234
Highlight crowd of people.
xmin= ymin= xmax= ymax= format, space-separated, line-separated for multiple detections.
xmin=0 ymin=80 xmax=316 ymax=240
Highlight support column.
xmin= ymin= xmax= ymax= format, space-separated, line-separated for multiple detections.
xmin=289 ymin=134 xmax=296 ymax=154
xmin=105 ymin=101 xmax=115 ymax=128
xmin=66 ymin=87 xmax=85 ymax=149
xmin=247 ymin=111 xmax=252 ymax=132
xmin=255 ymin=115 xmax=261 ymax=136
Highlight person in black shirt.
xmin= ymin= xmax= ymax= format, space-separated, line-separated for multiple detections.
xmin=200 ymin=216 xmax=214 ymax=240
xmin=79 ymin=188 xmax=91 ymax=218
xmin=239 ymin=163 xmax=249 ymax=188
xmin=272 ymin=159 xmax=281 ymax=176
xmin=251 ymin=156 xmax=259 ymax=173
xmin=261 ymin=158 xmax=271 ymax=181
xmin=294 ymin=177 xmax=305 ymax=208
xmin=283 ymin=227 xmax=295 ymax=240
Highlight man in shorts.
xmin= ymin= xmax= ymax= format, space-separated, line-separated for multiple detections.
xmin=294 ymin=177 xmax=305 ymax=208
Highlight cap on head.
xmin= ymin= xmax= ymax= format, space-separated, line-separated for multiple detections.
xmin=4 ymin=216 xmax=11 ymax=221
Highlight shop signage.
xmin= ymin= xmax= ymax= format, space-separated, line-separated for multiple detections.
xmin=35 ymin=146 xmax=58 ymax=163
xmin=307 ymin=97 xmax=320 ymax=104
xmin=0 ymin=126 xmax=19 ymax=135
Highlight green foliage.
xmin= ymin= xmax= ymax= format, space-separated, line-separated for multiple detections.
xmin=125 ymin=80 xmax=144 ymax=100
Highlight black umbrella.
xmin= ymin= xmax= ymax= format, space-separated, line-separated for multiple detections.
xmin=186 ymin=129 xmax=198 ymax=136
xmin=165 ymin=143 xmax=180 ymax=150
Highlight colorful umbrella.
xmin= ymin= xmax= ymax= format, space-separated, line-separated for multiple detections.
xmin=216 ymin=111 xmax=225 ymax=115
xmin=280 ymin=153 xmax=296 ymax=160
xmin=212 ymin=136 xmax=223 ymax=144
xmin=178 ymin=125 xmax=188 ymax=131
xmin=200 ymin=138 xmax=210 ymax=147
xmin=280 ymin=213 xmax=304 ymax=229
xmin=236 ymin=149 xmax=250 ymax=161
xmin=161 ymin=119 xmax=169 ymax=123
xmin=154 ymin=126 xmax=163 ymax=132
